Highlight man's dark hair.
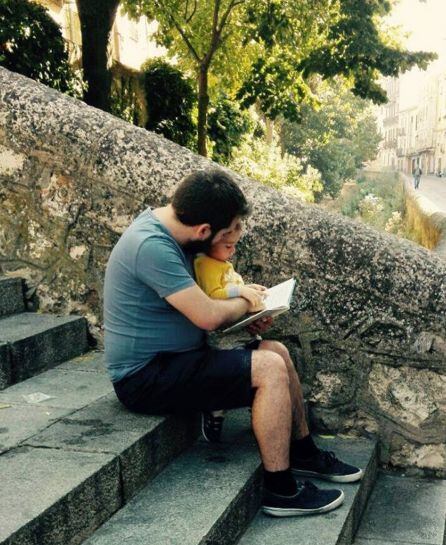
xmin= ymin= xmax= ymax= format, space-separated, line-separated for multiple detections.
xmin=172 ymin=169 xmax=250 ymax=232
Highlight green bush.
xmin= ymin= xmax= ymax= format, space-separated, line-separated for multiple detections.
xmin=142 ymin=59 xmax=196 ymax=148
xmin=207 ymin=95 xmax=252 ymax=164
xmin=229 ymin=136 xmax=323 ymax=203
xmin=0 ymin=0 xmax=80 ymax=95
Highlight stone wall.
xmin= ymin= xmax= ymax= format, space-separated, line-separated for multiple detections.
xmin=403 ymin=179 xmax=446 ymax=258
xmin=0 ymin=68 xmax=445 ymax=475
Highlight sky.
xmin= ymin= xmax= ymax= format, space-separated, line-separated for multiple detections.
xmin=387 ymin=0 xmax=446 ymax=108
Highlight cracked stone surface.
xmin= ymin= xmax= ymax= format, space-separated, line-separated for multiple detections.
xmin=0 ymin=67 xmax=445 ymax=471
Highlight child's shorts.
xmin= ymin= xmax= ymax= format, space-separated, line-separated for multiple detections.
xmin=112 ymin=338 xmax=261 ymax=415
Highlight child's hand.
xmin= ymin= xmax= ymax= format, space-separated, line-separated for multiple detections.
xmin=240 ymin=286 xmax=266 ymax=312
xmin=245 ymin=284 xmax=268 ymax=293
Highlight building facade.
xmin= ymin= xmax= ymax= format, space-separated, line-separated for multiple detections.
xmin=37 ymin=0 xmax=164 ymax=71
xmin=375 ymin=71 xmax=446 ymax=176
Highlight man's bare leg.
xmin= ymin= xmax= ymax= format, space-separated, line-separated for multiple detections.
xmin=250 ymin=350 xmax=291 ymax=471
xmin=256 ymin=340 xmax=309 ymax=440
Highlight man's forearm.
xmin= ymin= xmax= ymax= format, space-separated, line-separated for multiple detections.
xmin=210 ymin=297 xmax=249 ymax=330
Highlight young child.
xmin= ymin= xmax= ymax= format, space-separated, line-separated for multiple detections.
xmin=194 ymin=235 xmax=267 ymax=442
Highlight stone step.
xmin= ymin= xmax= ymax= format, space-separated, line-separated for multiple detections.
xmin=82 ymin=415 xmax=377 ymax=545
xmin=239 ymin=435 xmax=378 ymax=545
xmin=0 ymin=277 xmax=25 ymax=317
xmin=0 ymin=311 xmax=89 ymax=388
xmin=354 ymin=471 xmax=446 ymax=545
xmin=0 ymin=351 xmax=198 ymax=545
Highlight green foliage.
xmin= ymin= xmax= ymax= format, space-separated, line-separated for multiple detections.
xmin=229 ymin=135 xmax=323 ymax=203
xmin=142 ymin=59 xmax=196 ymax=148
xmin=336 ymin=172 xmax=409 ymax=236
xmin=207 ymin=95 xmax=252 ymax=163
xmin=110 ymin=72 xmax=146 ymax=126
xmin=300 ymin=0 xmax=437 ymax=104
xmin=282 ymin=80 xmax=382 ymax=197
xmin=0 ymin=0 xmax=81 ymax=95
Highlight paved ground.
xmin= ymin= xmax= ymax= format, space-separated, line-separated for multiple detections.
xmin=404 ymin=173 xmax=446 ymax=213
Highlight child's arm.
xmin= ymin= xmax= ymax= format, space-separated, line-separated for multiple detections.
xmin=194 ymin=257 xmax=235 ymax=299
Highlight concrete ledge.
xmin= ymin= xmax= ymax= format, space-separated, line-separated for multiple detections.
xmin=0 ymin=447 xmax=121 ymax=545
xmin=0 ymin=353 xmax=198 ymax=545
xmin=83 ymin=411 xmax=261 ymax=545
xmin=239 ymin=435 xmax=378 ymax=545
xmin=0 ymin=312 xmax=89 ymax=387
xmin=0 ymin=342 xmax=10 ymax=390
xmin=403 ymin=176 xmax=446 ymax=258
xmin=0 ymin=277 xmax=24 ymax=317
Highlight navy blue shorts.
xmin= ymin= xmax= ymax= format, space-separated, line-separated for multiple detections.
xmin=113 ymin=339 xmax=261 ymax=415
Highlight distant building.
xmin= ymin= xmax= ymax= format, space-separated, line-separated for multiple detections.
xmin=37 ymin=0 xmax=164 ymax=71
xmin=375 ymin=78 xmax=399 ymax=170
xmin=374 ymin=70 xmax=446 ymax=176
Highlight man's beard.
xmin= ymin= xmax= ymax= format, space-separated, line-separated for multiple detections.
xmin=182 ymin=237 xmax=213 ymax=254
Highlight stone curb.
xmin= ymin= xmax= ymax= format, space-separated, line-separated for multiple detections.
xmin=0 ymin=313 xmax=89 ymax=387
xmin=0 ymin=277 xmax=24 ymax=318
xmin=0 ymin=355 xmax=198 ymax=545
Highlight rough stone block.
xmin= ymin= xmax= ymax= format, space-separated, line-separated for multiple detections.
xmin=83 ymin=410 xmax=261 ymax=545
xmin=25 ymin=392 xmax=198 ymax=500
xmin=0 ymin=342 xmax=10 ymax=390
xmin=0 ymin=277 xmax=24 ymax=317
xmin=0 ymin=402 xmax=70 ymax=454
xmin=0 ymin=312 xmax=89 ymax=384
xmin=0 ymin=446 xmax=121 ymax=545
xmin=355 ymin=473 xmax=446 ymax=545
xmin=238 ymin=435 xmax=378 ymax=545
xmin=0 ymin=367 xmax=113 ymax=410
xmin=58 ymin=351 xmax=107 ymax=374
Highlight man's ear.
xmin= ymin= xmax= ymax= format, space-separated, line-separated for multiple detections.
xmin=195 ymin=224 xmax=212 ymax=240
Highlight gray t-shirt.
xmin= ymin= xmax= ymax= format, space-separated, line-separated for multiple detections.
xmin=103 ymin=208 xmax=205 ymax=383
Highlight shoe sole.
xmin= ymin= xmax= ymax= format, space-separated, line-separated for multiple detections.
xmin=201 ymin=414 xmax=221 ymax=443
xmin=291 ymin=468 xmax=363 ymax=483
xmin=262 ymin=490 xmax=345 ymax=517
xmin=201 ymin=414 xmax=213 ymax=443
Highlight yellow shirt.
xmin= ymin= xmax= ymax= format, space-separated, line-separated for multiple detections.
xmin=194 ymin=255 xmax=244 ymax=299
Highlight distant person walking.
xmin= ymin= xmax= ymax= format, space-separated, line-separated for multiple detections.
xmin=413 ymin=165 xmax=422 ymax=189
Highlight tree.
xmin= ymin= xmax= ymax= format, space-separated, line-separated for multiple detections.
xmin=75 ymin=0 xmax=120 ymax=112
xmin=299 ymin=0 xmax=437 ymax=104
xmin=142 ymin=59 xmax=196 ymax=148
xmin=281 ymin=80 xmax=382 ymax=197
xmin=124 ymin=0 xmax=258 ymax=157
xmin=207 ymin=94 xmax=252 ymax=163
xmin=0 ymin=0 xmax=78 ymax=94
xmin=123 ymin=0 xmax=434 ymax=157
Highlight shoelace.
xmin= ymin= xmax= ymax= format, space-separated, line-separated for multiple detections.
xmin=319 ymin=450 xmax=340 ymax=466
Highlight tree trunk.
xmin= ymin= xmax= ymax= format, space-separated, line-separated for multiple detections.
xmin=197 ymin=65 xmax=209 ymax=157
xmin=76 ymin=0 xmax=120 ymax=112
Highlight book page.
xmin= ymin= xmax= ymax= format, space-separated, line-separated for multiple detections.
xmin=221 ymin=278 xmax=296 ymax=334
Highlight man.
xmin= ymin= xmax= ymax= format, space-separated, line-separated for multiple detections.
xmin=104 ymin=169 xmax=362 ymax=517
xmin=413 ymin=165 xmax=422 ymax=189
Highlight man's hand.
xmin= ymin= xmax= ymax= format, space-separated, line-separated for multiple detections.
xmin=246 ymin=316 xmax=273 ymax=336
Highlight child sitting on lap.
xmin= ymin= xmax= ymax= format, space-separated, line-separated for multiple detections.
xmin=194 ymin=235 xmax=266 ymax=442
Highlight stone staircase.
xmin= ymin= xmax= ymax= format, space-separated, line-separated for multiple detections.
xmin=0 ymin=276 xmax=444 ymax=545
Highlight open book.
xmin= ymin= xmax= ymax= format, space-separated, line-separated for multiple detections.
xmin=221 ymin=278 xmax=296 ymax=334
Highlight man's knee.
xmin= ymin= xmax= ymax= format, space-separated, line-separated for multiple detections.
xmin=252 ymin=350 xmax=289 ymax=388
xmin=259 ymin=340 xmax=296 ymax=371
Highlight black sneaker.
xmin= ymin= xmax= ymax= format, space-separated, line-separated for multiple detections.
xmin=262 ymin=480 xmax=344 ymax=517
xmin=291 ymin=449 xmax=363 ymax=483
xmin=202 ymin=411 xmax=225 ymax=443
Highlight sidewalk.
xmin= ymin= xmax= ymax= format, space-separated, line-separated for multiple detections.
xmin=403 ymin=173 xmax=446 ymax=213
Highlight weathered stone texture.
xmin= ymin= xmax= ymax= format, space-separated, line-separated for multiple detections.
xmin=0 ymin=68 xmax=445 ymax=472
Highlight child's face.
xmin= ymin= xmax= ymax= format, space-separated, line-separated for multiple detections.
xmin=208 ymin=239 xmax=238 ymax=261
